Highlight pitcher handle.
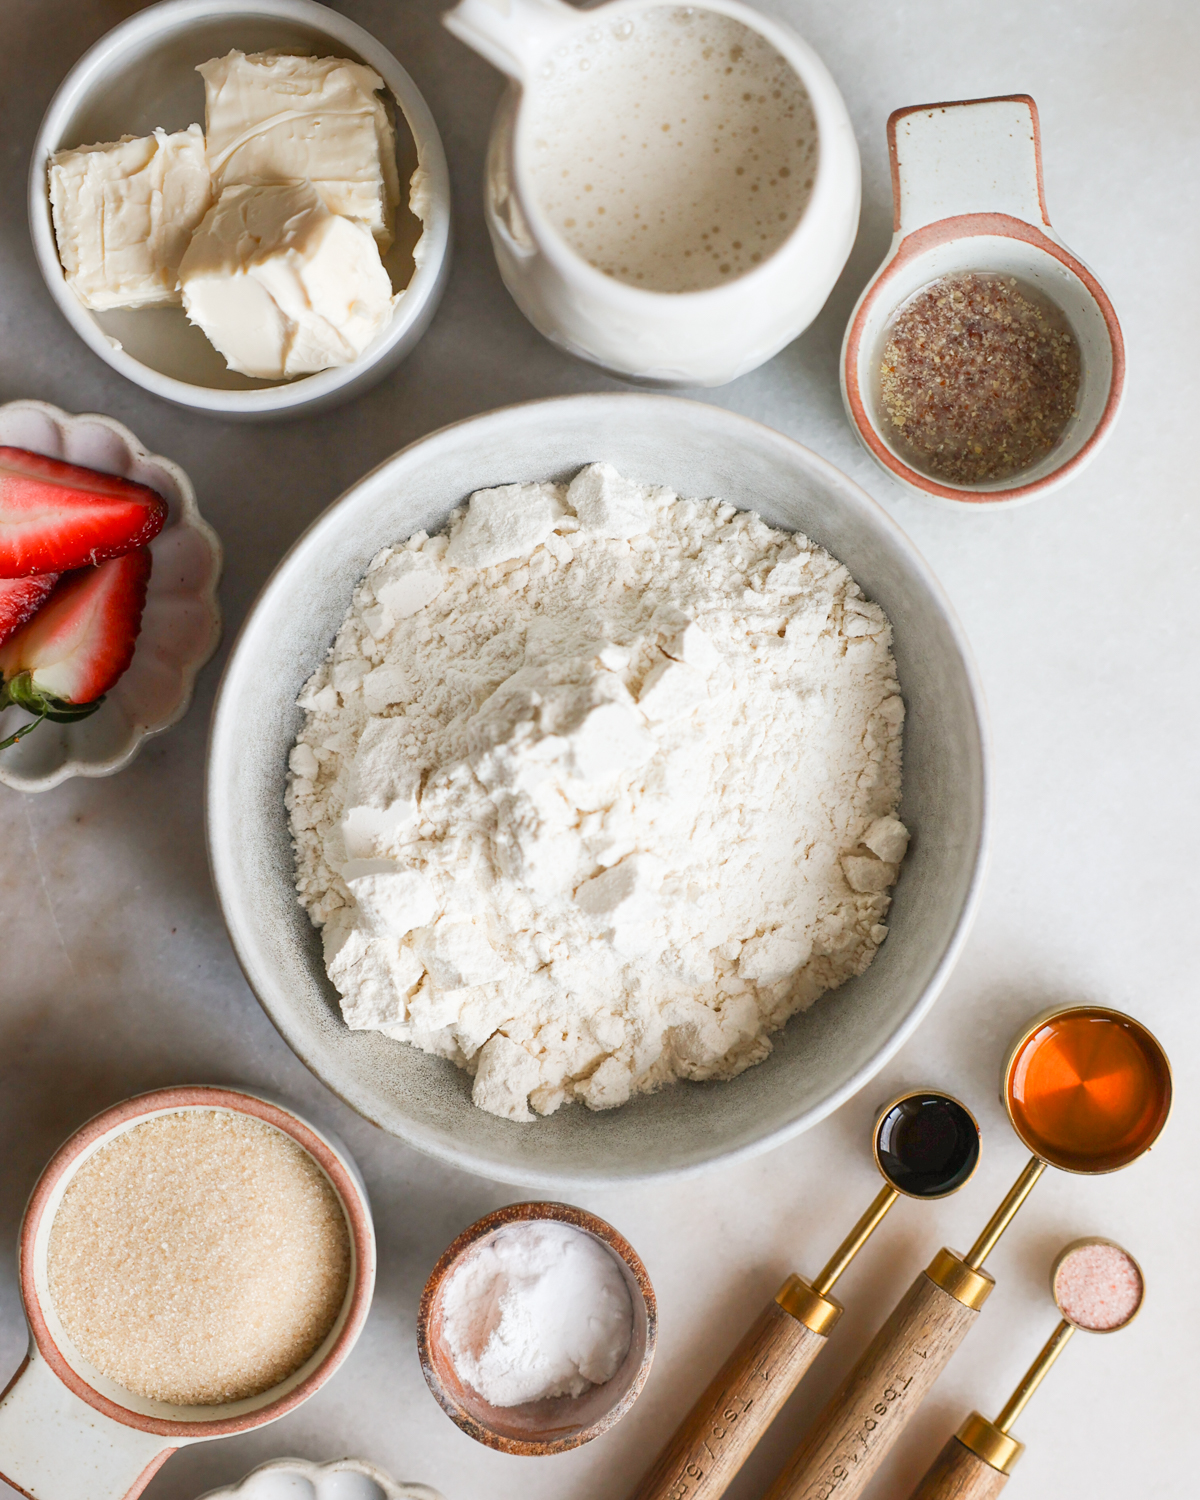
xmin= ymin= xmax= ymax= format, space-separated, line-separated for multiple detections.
xmin=0 ymin=1346 xmax=175 ymax=1500
xmin=887 ymin=95 xmax=1050 ymax=235
xmin=443 ymin=0 xmax=583 ymax=81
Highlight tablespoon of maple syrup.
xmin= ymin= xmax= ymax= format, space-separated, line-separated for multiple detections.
xmin=1005 ymin=1006 xmax=1172 ymax=1173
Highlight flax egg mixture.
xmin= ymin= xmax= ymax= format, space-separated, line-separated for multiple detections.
xmin=878 ymin=271 xmax=1081 ymax=486
xmin=287 ymin=464 xmax=909 ymax=1124
xmin=524 ymin=7 xmax=817 ymax=292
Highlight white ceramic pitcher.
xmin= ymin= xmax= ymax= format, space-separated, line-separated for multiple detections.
xmin=444 ymin=0 xmax=861 ymax=386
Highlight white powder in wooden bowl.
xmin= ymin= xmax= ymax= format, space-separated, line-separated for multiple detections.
xmin=47 ymin=1109 xmax=351 ymax=1406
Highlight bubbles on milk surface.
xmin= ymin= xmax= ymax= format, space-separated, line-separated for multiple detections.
xmin=526 ymin=6 xmax=817 ymax=293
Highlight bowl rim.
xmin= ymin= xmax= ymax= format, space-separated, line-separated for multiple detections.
xmin=206 ymin=391 xmax=991 ymax=1186
xmin=27 ymin=0 xmax=452 ymax=416
xmin=416 ymin=1200 xmax=656 ymax=1455
xmin=0 ymin=398 xmax=223 ymax=792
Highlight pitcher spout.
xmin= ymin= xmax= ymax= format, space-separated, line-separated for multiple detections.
xmin=443 ymin=0 xmax=584 ymax=81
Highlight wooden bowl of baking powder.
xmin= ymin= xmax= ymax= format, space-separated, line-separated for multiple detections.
xmin=417 ymin=1202 xmax=656 ymax=1455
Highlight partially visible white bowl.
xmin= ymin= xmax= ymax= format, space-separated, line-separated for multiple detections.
xmin=207 ymin=394 xmax=989 ymax=1186
xmin=0 ymin=400 xmax=222 ymax=792
xmin=28 ymin=0 xmax=452 ymax=420
xmin=197 ymin=1457 xmax=443 ymax=1500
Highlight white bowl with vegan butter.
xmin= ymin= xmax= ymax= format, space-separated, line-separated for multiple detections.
xmin=29 ymin=0 xmax=451 ymax=419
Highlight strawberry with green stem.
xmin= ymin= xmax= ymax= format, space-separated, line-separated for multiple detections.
xmin=0 ymin=549 xmax=151 ymax=749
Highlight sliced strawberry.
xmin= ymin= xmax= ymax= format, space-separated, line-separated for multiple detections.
xmin=0 ymin=573 xmax=59 ymax=645
xmin=0 ymin=550 xmax=151 ymax=748
xmin=0 ymin=446 xmax=167 ymax=578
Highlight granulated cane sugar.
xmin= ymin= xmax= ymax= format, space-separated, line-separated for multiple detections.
xmin=47 ymin=1109 xmax=351 ymax=1405
xmin=1053 ymin=1241 xmax=1143 ymax=1331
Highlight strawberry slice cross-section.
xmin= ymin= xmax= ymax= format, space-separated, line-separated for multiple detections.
xmin=0 ymin=573 xmax=59 ymax=646
xmin=0 ymin=446 xmax=168 ymax=578
xmin=0 ymin=549 xmax=152 ymax=749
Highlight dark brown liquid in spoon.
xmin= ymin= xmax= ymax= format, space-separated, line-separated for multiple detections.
xmin=876 ymin=1093 xmax=979 ymax=1197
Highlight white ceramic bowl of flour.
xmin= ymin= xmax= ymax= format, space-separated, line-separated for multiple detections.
xmin=207 ymin=394 xmax=988 ymax=1186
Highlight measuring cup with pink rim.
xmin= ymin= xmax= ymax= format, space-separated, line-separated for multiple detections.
xmin=443 ymin=0 xmax=860 ymax=386
xmin=841 ymin=95 xmax=1125 ymax=506
xmin=0 ymin=1086 xmax=376 ymax=1500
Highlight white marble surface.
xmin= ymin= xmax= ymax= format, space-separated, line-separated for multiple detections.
xmin=1 ymin=2 xmax=1197 ymax=1498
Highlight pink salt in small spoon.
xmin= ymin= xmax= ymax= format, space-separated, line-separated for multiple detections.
xmin=906 ymin=1237 xmax=1144 ymax=1499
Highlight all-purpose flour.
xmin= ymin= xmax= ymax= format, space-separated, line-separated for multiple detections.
xmin=287 ymin=464 xmax=908 ymax=1122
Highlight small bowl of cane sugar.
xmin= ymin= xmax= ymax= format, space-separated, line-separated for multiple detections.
xmin=417 ymin=1202 xmax=656 ymax=1455
xmin=19 ymin=1086 xmax=374 ymax=1443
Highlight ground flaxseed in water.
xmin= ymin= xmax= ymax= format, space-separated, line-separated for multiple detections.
xmin=47 ymin=1109 xmax=350 ymax=1405
xmin=878 ymin=271 xmax=1081 ymax=485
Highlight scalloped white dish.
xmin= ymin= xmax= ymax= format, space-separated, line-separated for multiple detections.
xmin=0 ymin=400 xmax=222 ymax=791
xmin=196 ymin=1457 xmax=444 ymax=1500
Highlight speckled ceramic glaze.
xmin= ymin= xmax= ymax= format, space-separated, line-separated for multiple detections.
xmin=0 ymin=400 xmax=221 ymax=791
xmin=207 ymin=393 xmax=989 ymax=1186
xmin=197 ymin=1456 xmax=443 ymax=1500
xmin=417 ymin=1201 xmax=656 ymax=1455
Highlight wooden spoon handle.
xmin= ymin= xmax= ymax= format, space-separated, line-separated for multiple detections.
xmin=907 ymin=1437 xmax=1010 ymax=1500
xmin=763 ymin=1257 xmax=992 ymax=1500
xmin=627 ymin=1285 xmax=831 ymax=1500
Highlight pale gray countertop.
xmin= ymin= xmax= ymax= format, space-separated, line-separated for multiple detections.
xmin=1 ymin=2 xmax=1197 ymax=1497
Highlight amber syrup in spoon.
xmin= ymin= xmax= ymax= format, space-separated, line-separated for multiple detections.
xmin=1006 ymin=1008 xmax=1172 ymax=1172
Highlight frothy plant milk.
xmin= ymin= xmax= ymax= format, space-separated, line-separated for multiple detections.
xmin=525 ymin=7 xmax=817 ymax=294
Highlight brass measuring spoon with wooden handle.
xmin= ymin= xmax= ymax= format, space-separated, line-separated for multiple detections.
xmin=626 ymin=1090 xmax=980 ymax=1500
xmin=757 ymin=1007 xmax=1171 ymax=1500
xmin=908 ymin=1237 xmax=1144 ymax=1499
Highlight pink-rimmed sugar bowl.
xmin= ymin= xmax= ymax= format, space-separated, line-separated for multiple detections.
xmin=0 ymin=1086 xmax=376 ymax=1500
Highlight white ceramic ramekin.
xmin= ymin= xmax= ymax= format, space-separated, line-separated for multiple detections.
xmin=28 ymin=0 xmax=451 ymax=420
xmin=0 ymin=1086 xmax=376 ymax=1500
xmin=0 ymin=399 xmax=222 ymax=792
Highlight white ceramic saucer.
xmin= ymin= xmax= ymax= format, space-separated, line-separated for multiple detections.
xmin=0 ymin=400 xmax=222 ymax=792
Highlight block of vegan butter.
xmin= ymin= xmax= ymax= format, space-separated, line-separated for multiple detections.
xmin=178 ymin=181 xmax=395 ymax=379
xmin=198 ymin=50 xmax=401 ymax=249
xmin=48 ymin=126 xmax=213 ymax=310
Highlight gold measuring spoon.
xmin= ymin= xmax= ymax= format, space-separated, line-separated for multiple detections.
xmin=758 ymin=1006 xmax=1170 ymax=1500
xmin=627 ymin=1090 xmax=980 ymax=1500
xmin=907 ymin=1237 xmax=1144 ymax=1499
